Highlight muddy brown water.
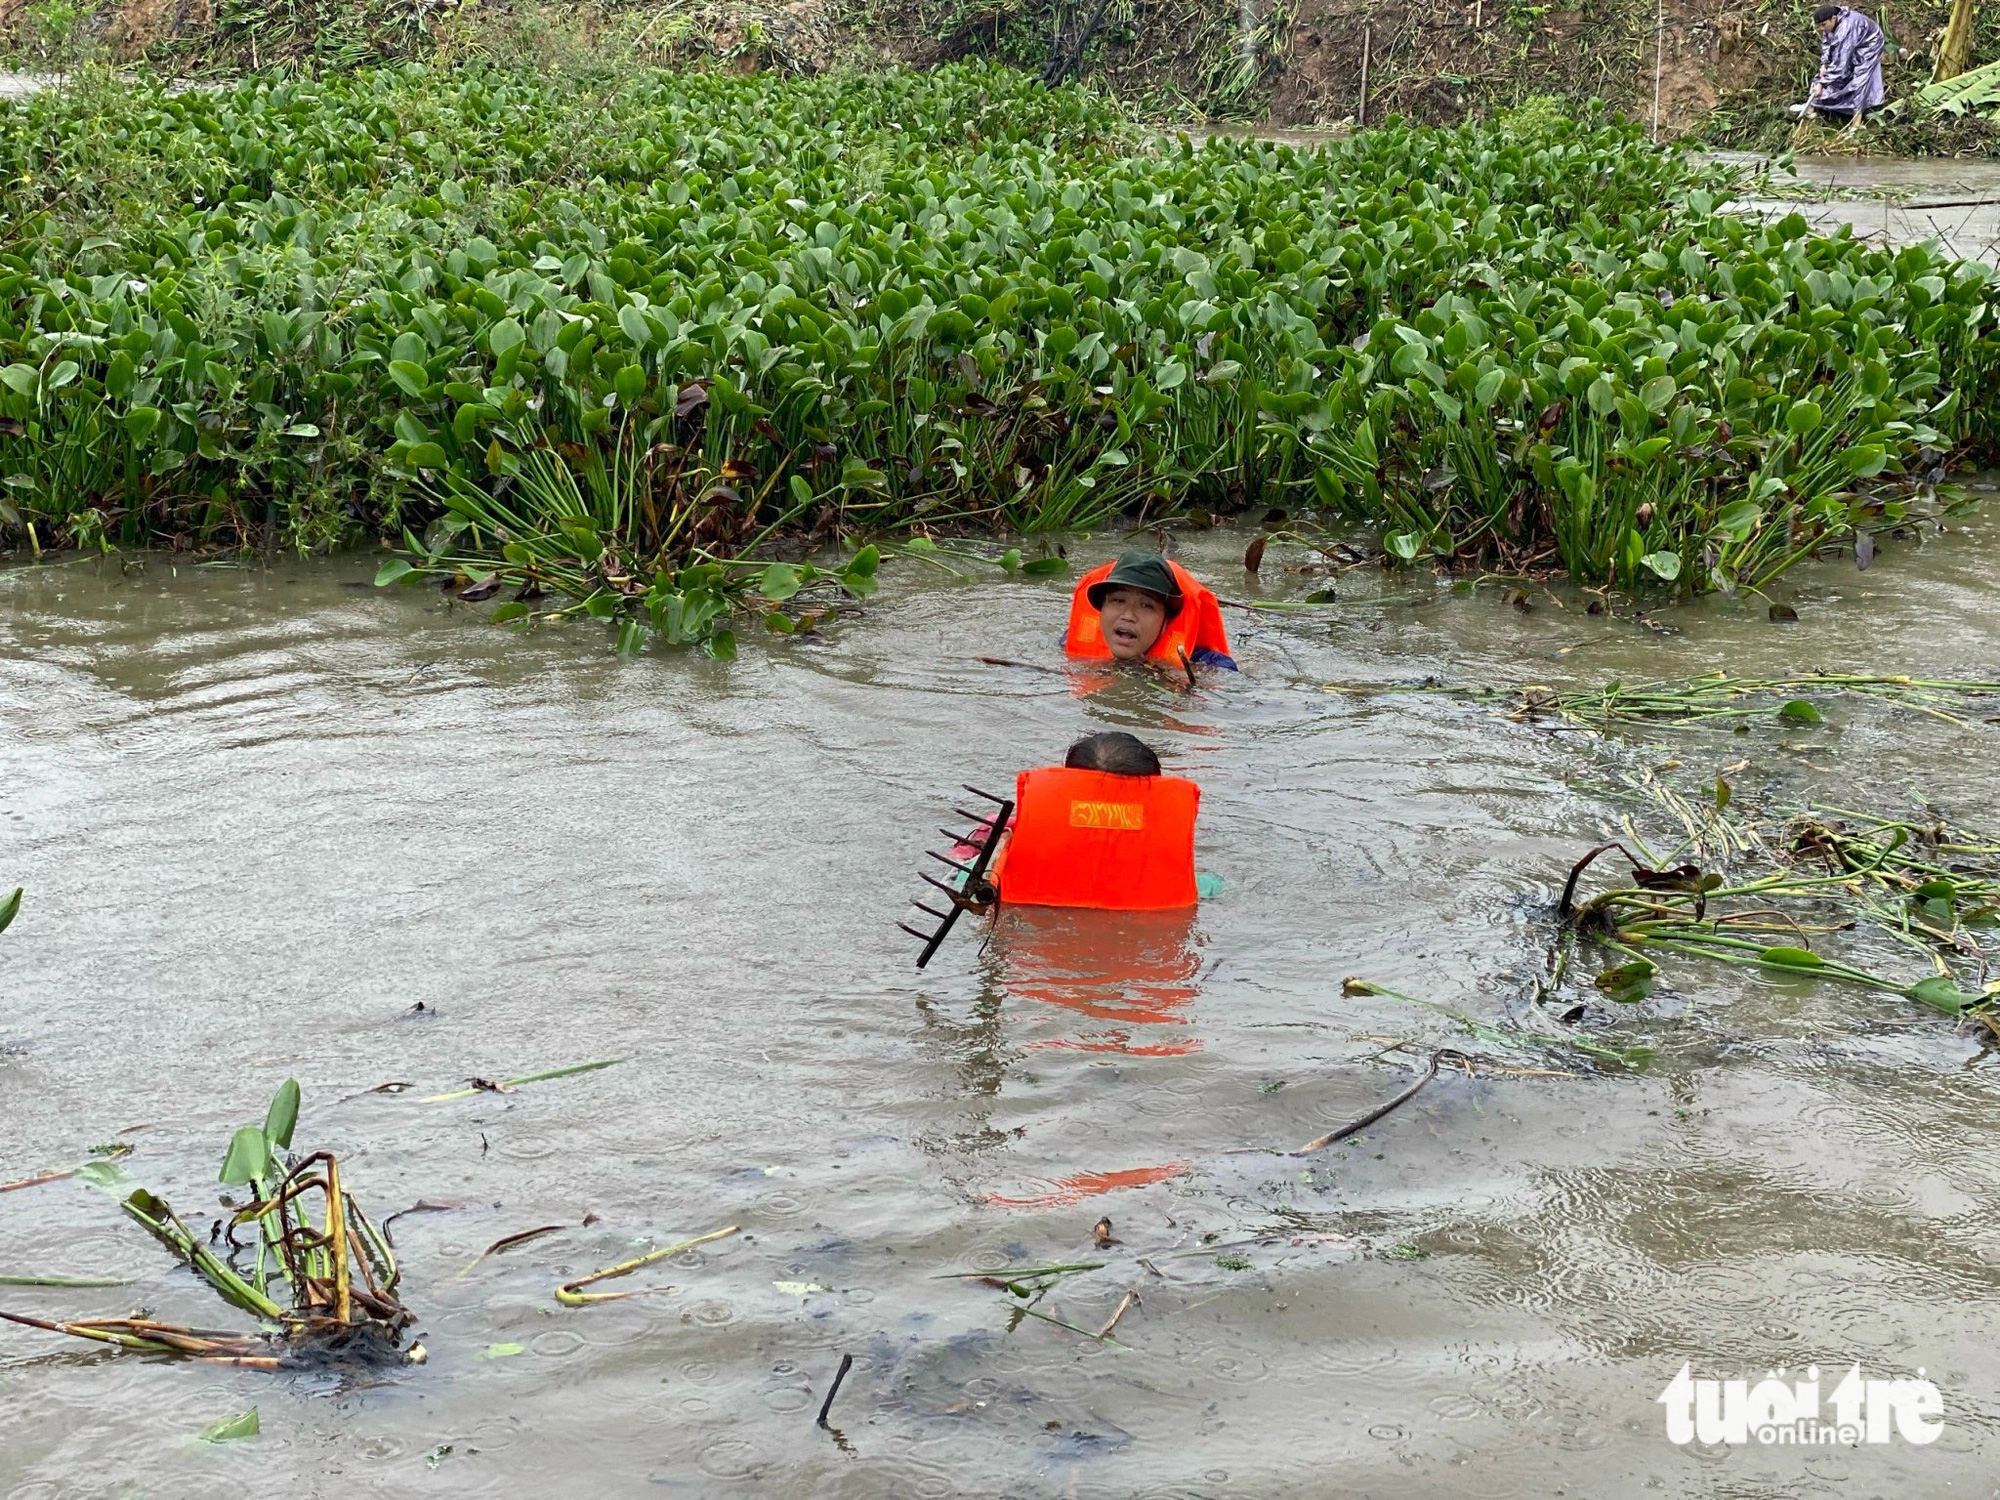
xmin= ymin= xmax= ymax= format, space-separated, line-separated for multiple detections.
xmin=3 ymin=514 xmax=2000 ymax=1498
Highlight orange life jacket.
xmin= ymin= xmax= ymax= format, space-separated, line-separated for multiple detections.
xmin=1063 ymin=560 xmax=1232 ymax=664
xmin=990 ymin=767 xmax=1199 ymax=911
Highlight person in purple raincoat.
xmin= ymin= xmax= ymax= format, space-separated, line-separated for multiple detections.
xmin=1809 ymin=5 xmax=1886 ymax=123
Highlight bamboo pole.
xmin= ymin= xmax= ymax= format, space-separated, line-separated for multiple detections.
xmin=1358 ymin=25 xmax=1371 ymax=128
xmin=1651 ymin=0 xmax=1665 ymax=142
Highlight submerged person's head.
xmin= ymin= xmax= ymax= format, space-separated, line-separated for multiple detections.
xmin=1086 ymin=550 xmax=1183 ymax=661
xmin=1065 ymin=731 xmax=1163 ymax=778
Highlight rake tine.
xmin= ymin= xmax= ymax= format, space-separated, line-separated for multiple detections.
xmin=908 ymin=793 xmax=1014 ymax=970
xmin=940 ymin=827 xmax=987 ymax=847
xmin=913 ymin=900 xmax=954 ymax=921
xmin=913 ymin=901 xmax=964 ymax=970
xmin=899 ymin=921 xmax=940 ymax=943
xmin=920 ymin=872 xmax=968 ymax=899
xmin=953 ymin=808 xmax=1001 ymax=826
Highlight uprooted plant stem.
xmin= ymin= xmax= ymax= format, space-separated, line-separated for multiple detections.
xmin=556 ymin=1224 xmax=739 ymax=1306
xmin=0 ymin=1142 xmax=134 ymax=1195
xmin=1293 ymin=1048 xmax=1471 ymax=1153
xmin=1340 ymin=977 xmax=1657 ymax=1069
xmin=419 ymin=1056 xmax=624 ymax=1103
xmin=935 ymin=1259 xmax=1133 ymax=1344
xmin=0 ymin=1083 xmax=418 ymax=1368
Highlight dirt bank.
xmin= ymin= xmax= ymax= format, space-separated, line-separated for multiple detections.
xmin=8 ymin=0 xmax=2000 ymax=138
xmin=1267 ymin=0 xmax=1999 ymax=133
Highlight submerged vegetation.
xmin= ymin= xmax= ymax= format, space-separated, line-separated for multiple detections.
xmin=1330 ymin=672 xmax=2000 ymax=730
xmin=1327 ymin=672 xmax=2000 ymax=1057
xmin=1560 ymin=790 xmax=2000 ymax=1031
xmin=1 ymin=63 xmax=1995 ymax=647
xmin=1513 ymin=674 xmax=2000 ymax=1041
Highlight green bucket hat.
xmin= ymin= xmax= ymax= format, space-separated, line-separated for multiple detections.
xmin=1086 ymin=550 xmax=1184 ymax=619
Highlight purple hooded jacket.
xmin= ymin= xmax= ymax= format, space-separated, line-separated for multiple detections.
xmin=1816 ymin=8 xmax=1887 ymax=113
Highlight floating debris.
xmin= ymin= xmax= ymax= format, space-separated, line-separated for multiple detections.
xmin=455 ymin=1224 xmax=568 ymax=1280
xmin=0 ymin=1083 xmax=416 ymax=1368
xmin=1096 ymin=1288 xmax=1140 ymax=1340
xmin=1340 ymin=978 xmax=1654 ymax=1068
xmin=1294 ymin=1048 xmax=1471 ymax=1154
xmin=555 ymin=1224 xmax=739 ymax=1306
xmin=1326 ymin=672 xmax=2000 ymax=731
xmin=198 ymin=1409 xmax=259 ymax=1443
xmin=937 ymin=1259 xmax=1129 ymax=1345
xmin=1562 ymin=798 xmax=2000 ymax=1021
xmin=816 ymin=1352 xmax=854 ymax=1428
xmin=0 ymin=1142 xmax=135 ymax=1196
xmin=0 ymin=1274 xmax=133 ymax=1288
xmin=420 ymin=1059 xmax=624 ymax=1104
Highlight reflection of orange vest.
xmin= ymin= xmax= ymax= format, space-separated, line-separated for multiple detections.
xmin=991 ymin=767 xmax=1199 ymax=910
xmin=1063 ymin=561 xmax=1231 ymax=663
xmin=995 ymin=906 xmax=1202 ymax=1027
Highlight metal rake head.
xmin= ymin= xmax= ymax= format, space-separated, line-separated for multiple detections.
xmin=900 ymin=784 xmax=1013 ymax=969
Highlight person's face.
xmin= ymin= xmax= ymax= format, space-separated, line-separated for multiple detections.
xmin=1818 ymin=16 xmax=1838 ymax=34
xmin=1098 ymin=587 xmax=1167 ymax=660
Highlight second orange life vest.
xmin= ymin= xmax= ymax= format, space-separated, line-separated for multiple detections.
xmin=1063 ymin=560 xmax=1231 ymax=664
xmin=990 ymin=766 xmax=1199 ymax=911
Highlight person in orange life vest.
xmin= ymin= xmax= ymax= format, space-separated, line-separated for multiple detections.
xmin=1062 ymin=550 xmax=1236 ymax=671
xmin=952 ymin=732 xmax=1156 ymax=870
xmin=978 ymin=752 xmax=1202 ymax=1209
xmin=984 ymin=731 xmax=1200 ymax=911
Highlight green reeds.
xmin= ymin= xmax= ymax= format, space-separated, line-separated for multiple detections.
xmin=1340 ymin=977 xmax=1655 ymax=1068
xmin=121 ymin=1187 xmax=288 ymax=1323
xmin=420 ymin=1057 xmax=624 ymax=1103
xmin=1518 ymin=674 xmax=2000 ymax=730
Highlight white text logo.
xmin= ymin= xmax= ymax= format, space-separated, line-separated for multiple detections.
xmin=1658 ymin=1363 xmax=1943 ymax=1446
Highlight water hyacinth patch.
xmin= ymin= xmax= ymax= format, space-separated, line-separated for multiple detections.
xmin=2 ymin=63 xmax=1993 ymax=646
